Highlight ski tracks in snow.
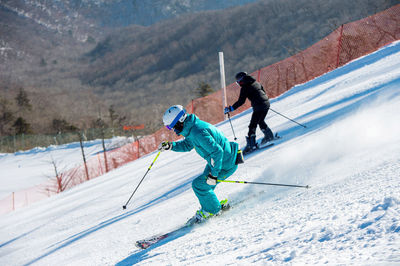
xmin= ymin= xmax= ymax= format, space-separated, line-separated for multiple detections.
xmin=247 ymin=161 xmax=400 ymax=264
xmin=135 ymin=159 xmax=400 ymax=265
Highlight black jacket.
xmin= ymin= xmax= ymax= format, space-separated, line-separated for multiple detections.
xmin=232 ymin=75 xmax=270 ymax=111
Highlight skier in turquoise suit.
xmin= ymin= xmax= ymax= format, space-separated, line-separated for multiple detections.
xmin=159 ymin=105 xmax=243 ymax=221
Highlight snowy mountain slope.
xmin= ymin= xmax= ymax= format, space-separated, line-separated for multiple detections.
xmin=0 ymin=137 xmax=132 ymax=199
xmin=0 ymin=41 xmax=400 ymax=265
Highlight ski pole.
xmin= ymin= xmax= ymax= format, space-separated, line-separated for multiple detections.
xmin=122 ymin=151 xmax=161 ymax=210
xmin=227 ymin=112 xmax=237 ymax=141
xmin=269 ymin=108 xmax=307 ymax=128
xmin=217 ymin=179 xmax=310 ymax=189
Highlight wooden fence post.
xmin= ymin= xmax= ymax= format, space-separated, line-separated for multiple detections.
xmin=137 ymin=139 xmax=140 ymax=158
xmin=336 ymin=24 xmax=344 ymax=68
xmin=101 ymin=129 xmax=109 ymax=173
xmin=79 ymin=132 xmax=90 ymax=181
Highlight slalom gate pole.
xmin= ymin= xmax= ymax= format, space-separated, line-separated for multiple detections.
xmin=227 ymin=112 xmax=237 ymax=141
xmin=217 ymin=179 xmax=310 ymax=189
xmin=123 ymin=151 xmax=161 ymax=210
xmin=269 ymin=108 xmax=307 ymax=128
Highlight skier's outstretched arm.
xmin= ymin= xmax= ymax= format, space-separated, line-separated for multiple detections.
xmin=232 ymin=87 xmax=247 ymax=110
xmin=172 ymin=138 xmax=194 ymax=152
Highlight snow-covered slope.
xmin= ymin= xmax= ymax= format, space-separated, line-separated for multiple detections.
xmin=0 ymin=41 xmax=400 ymax=265
xmin=0 ymin=137 xmax=132 ymax=199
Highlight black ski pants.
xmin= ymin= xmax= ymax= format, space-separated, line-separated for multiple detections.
xmin=248 ymin=108 xmax=272 ymax=137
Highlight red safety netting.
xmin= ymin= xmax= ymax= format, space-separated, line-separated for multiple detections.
xmin=1 ymin=5 xmax=399 ymax=214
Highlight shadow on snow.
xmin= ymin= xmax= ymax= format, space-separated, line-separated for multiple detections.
xmin=23 ymin=175 xmax=196 ymax=265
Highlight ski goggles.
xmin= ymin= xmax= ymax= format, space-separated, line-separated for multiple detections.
xmin=165 ymin=110 xmax=185 ymax=130
xmin=236 ymin=76 xmax=245 ymax=85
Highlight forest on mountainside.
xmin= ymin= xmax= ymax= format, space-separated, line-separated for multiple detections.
xmin=78 ymin=0 xmax=396 ymax=131
xmin=0 ymin=0 xmax=397 ymax=142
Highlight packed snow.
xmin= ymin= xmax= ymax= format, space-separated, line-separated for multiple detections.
xmin=0 ymin=137 xmax=133 ymax=200
xmin=0 ymin=41 xmax=399 ymax=265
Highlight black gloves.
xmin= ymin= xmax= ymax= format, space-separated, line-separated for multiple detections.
xmin=158 ymin=141 xmax=171 ymax=151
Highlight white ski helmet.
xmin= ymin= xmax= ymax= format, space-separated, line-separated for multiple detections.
xmin=163 ymin=105 xmax=187 ymax=130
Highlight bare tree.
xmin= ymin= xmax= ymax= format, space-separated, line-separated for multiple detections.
xmin=45 ymin=156 xmax=73 ymax=193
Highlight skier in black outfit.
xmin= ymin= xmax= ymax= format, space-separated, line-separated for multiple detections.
xmin=224 ymin=72 xmax=274 ymax=153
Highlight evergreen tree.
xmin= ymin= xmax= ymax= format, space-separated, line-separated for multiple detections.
xmin=40 ymin=58 xmax=47 ymax=67
xmin=15 ymin=88 xmax=32 ymax=112
xmin=194 ymin=82 xmax=214 ymax=98
xmin=13 ymin=117 xmax=32 ymax=134
xmin=109 ymin=105 xmax=119 ymax=128
xmin=52 ymin=118 xmax=78 ymax=134
xmin=92 ymin=117 xmax=106 ymax=129
xmin=0 ymin=98 xmax=15 ymax=135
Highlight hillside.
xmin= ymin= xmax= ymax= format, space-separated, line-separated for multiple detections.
xmin=0 ymin=0 xmax=398 ymax=136
xmin=80 ymin=0 xmax=397 ymax=128
xmin=0 ymin=0 xmax=257 ymax=135
xmin=0 ymin=41 xmax=399 ymax=265
xmin=77 ymin=0 xmax=260 ymax=27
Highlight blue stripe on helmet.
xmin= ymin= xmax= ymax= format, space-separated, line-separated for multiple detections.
xmin=167 ymin=110 xmax=185 ymax=130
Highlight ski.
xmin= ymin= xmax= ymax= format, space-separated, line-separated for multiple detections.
xmin=243 ymin=133 xmax=281 ymax=155
xmin=135 ymin=225 xmax=188 ymax=249
xmin=136 ymin=203 xmax=231 ymax=249
xmin=257 ymin=132 xmax=281 ymax=147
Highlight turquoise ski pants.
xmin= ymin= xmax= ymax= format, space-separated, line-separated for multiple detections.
xmin=192 ymin=164 xmax=238 ymax=214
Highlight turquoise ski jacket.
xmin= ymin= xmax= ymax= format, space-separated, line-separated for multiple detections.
xmin=171 ymin=114 xmax=238 ymax=177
